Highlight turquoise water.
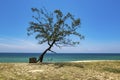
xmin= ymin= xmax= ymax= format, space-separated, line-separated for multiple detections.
xmin=0 ymin=53 xmax=120 ymax=63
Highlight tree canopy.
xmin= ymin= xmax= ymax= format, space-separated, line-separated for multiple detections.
xmin=27 ymin=8 xmax=84 ymax=62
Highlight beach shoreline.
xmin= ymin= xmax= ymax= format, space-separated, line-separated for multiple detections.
xmin=0 ymin=60 xmax=120 ymax=64
xmin=68 ymin=60 xmax=120 ymax=63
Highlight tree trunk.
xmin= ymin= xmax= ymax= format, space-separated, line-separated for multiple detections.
xmin=37 ymin=40 xmax=56 ymax=63
xmin=38 ymin=48 xmax=48 ymax=62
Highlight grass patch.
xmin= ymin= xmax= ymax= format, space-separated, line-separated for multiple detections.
xmin=103 ymin=67 xmax=120 ymax=73
xmin=54 ymin=62 xmax=84 ymax=68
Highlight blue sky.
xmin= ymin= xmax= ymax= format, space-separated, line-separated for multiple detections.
xmin=0 ymin=0 xmax=120 ymax=53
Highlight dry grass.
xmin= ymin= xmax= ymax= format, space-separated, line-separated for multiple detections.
xmin=0 ymin=61 xmax=120 ymax=80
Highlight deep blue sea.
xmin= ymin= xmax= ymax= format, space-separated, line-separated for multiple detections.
xmin=0 ymin=53 xmax=120 ymax=63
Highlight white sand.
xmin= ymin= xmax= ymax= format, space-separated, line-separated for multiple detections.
xmin=69 ymin=60 xmax=120 ymax=63
xmin=28 ymin=70 xmax=44 ymax=73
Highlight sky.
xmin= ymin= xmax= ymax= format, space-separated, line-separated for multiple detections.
xmin=0 ymin=0 xmax=120 ymax=53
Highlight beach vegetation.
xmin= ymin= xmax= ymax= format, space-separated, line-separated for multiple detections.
xmin=103 ymin=67 xmax=120 ymax=73
xmin=0 ymin=61 xmax=120 ymax=80
xmin=54 ymin=62 xmax=84 ymax=68
xmin=27 ymin=8 xmax=84 ymax=62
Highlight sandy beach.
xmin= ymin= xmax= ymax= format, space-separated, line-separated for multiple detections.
xmin=0 ymin=61 xmax=120 ymax=80
xmin=69 ymin=60 xmax=120 ymax=63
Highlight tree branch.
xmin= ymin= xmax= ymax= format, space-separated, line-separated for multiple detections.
xmin=55 ymin=43 xmax=61 ymax=48
xmin=49 ymin=49 xmax=56 ymax=54
xmin=48 ymin=40 xmax=51 ymax=46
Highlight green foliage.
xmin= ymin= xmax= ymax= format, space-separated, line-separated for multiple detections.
xmin=27 ymin=8 xmax=84 ymax=47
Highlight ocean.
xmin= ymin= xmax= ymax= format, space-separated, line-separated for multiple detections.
xmin=0 ymin=53 xmax=120 ymax=63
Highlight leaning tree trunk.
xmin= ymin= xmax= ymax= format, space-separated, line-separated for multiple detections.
xmin=37 ymin=40 xmax=56 ymax=63
xmin=38 ymin=48 xmax=49 ymax=62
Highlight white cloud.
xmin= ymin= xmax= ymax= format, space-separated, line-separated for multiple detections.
xmin=0 ymin=37 xmax=120 ymax=53
xmin=0 ymin=37 xmax=47 ymax=52
xmin=79 ymin=41 xmax=120 ymax=53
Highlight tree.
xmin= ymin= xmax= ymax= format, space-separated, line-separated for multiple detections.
xmin=27 ymin=8 xmax=84 ymax=62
